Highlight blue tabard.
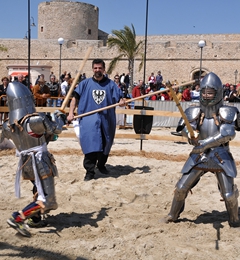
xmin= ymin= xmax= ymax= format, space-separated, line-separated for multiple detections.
xmin=74 ymin=77 xmax=123 ymax=155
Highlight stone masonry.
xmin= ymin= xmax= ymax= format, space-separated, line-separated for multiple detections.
xmin=0 ymin=0 xmax=240 ymax=85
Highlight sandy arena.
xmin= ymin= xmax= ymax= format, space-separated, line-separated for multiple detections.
xmin=1 ymin=126 xmax=240 ymax=260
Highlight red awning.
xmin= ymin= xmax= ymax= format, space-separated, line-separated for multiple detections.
xmin=10 ymin=71 xmax=28 ymax=77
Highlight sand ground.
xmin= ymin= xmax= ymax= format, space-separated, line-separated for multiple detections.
xmin=1 ymin=126 xmax=240 ymax=260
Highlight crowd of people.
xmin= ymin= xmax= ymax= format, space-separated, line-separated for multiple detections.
xmin=2 ymin=70 xmax=240 ymax=125
xmin=131 ymin=76 xmax=200 ymax=102
xmin=131 ymin=71 xmax=240 ymax=103
xmin=0 ymin=72 xmax=87 ymax=124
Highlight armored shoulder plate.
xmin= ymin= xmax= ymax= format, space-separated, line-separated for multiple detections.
xmin=219 ymin=106 xmax=238 ymax=123
xmin=185 ymin=106 xmax=201 ymax=122
xmin=28 ymin=115 xmax=45 ymax=135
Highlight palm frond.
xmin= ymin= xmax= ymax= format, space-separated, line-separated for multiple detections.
xmin=107 ymin=24 xmax=144 ymax=85
xmin=107 ymin=55 xmax=124 ymax=75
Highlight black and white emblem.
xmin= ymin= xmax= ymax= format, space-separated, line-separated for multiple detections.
xmin=92 ymin=90 xmax=106 ymax=104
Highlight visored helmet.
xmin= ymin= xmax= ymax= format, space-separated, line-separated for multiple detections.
xmin=200 ymin=72 xmax=223 ymax=106
xmin=7 ymin=82 xmax=36 ymax=124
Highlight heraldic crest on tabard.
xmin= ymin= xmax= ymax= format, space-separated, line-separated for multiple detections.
xmin=92 ymin=90 xmax=106 ymax=105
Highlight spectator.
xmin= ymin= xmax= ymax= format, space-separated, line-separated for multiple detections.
xmin=34 ymin=74 xmax=45 ymax=86
xmin=61 ymin=74 xmax=71 ymax=98
xmin=145 ymin=83 xmax=151 ymax=94
xmin=234 ymin=86 xmax=240 ymax=102
xmin=124 ymin=72 xmax=130 ymax=89
xmin=168 ymin=83 xmax=182 ymax=101
xmin=224 ymin=84 xmax=236 ymax=102
xmin=160 ymin=86 xmax=170 ymax=101
xmin=32 ymin=77 xmax=51 ymax=106
xmin=81 ymin=73 xmax=86 ymax=81
xmin=132 ymin=80 xmax=144 ymax=98
xmin=155 ymin=71 xmax=163 ymax=90
xmin=17 ymin=74 xmax=27 ymax=86
xmin=46 ymin=75 xmax=60 ymax=107
xmin=182 ymin=85 xmax=192 ymax=101
xmin=8 ymin=75 xmax=12 ymax=82
xmin=191 ymin=84 xmax=200 ymax=102
xmin=0 ymin=76 xmax=9 ymax=124
xmin=148 ymin=72 xmax=155 ymax=84
xmin=114 ymin=75 xmax=129 ymax=99
xmin=60 ymin=71 xmax=67 ymax=83
xmin=114 ymin=75 xmax=127 ymax=127
xmin=236 ymin=81 xmax=240 ymax=90
xmin=67 ymin=59 xmax=125 ymax=181
xmin=149 ymin=84 xmax=158 ymax=100
xmin=175 ymin=86 xmax=183 ymax=102
xmin=114 ymin=75 xmax=121 ymax=86
xmin=223 ymin=83 xmax=230 ymax=98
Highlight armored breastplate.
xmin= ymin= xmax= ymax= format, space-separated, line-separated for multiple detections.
xmin=9 ymin=120 xmax=46 ymax=151
xmin=199 ymin=117 xmax=219 ymax=140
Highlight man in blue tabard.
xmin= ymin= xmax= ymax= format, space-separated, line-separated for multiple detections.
xmin=67 ymin=59 xmax=125 ymax=181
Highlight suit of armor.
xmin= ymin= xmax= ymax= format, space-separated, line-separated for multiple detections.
xmin=166 ymin=72 xmax=240 ymax=227
xmin=1 ymin=82 xmax=65 ymax=236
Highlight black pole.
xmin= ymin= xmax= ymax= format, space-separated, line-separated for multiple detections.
xmin=140 ymin=0 xmax=149 ymax=151
xmin=59 ymin=44 xmax=62 ymax=82
xmin=199 ymin=47 xmax=203 ymax=82
xmin=143 ymin=0 xmax=148 ymax=86
xmin=27 ymin=0 xmax=31 ymax=90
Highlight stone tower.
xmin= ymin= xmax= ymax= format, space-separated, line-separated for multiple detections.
xmin=38 ymin=0 xmax=99 ymax=40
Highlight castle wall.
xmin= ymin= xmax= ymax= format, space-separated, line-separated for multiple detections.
xmin=1 ymin=34 xmax=240 ymax=85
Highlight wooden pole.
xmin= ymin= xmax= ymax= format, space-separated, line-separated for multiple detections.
xmin=59 ymin=46 xmax=93 ymax=113
xmin=167 ymin=83 xmax=196 ymax=139
xmin=73 ymin=79 xmax=197 ymax=119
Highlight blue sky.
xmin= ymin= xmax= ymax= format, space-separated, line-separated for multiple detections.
xmin=0 ymin=0 xmax=240 ymax=39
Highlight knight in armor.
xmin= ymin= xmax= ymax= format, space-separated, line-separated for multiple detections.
xmin=0 ymin=82 xmax=66 ymax=237
xmin=164 ymin=72 xmax=240 ymax=227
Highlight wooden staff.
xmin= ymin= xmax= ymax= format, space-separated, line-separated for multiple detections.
xmin=73 ymin=79 xmax=197 ymax=119
xmin=167 ymin=81 xmax=197 ymax=139
xmin=59 ymin=46 xmax=93 ymax=113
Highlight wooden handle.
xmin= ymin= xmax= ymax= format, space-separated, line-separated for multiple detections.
xmin=73 ymin=79 xmax=197 ymax=119
xmin=59 ymin=46 xmax=93 ymax=112
xmin=168 ymin=84 xmax=195 ymax=138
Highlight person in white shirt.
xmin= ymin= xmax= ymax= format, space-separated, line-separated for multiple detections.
xmin=60 ymin=75 xmax=70 ymax=97
xmin=191 ymin=84 xmax=200 ymax=102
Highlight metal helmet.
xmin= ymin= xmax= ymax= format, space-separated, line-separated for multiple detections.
xmin=200 ymin=72 xmax=223 ymax=107
xmin=7 ymin=82 xmax=36 ymax=125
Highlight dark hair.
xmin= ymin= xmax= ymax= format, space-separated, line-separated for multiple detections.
xmin=1 ymin=76 xmax=9 ymax=82
xmin=92 ymin=59 xmax=105 ymax=69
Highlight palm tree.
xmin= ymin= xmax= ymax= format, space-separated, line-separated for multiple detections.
xmin=107 ymin=24 xmax=144 ymax=88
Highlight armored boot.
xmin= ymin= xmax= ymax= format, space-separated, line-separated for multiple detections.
xmin=166 ymin=197 xmax=185 ymax=222
xmin=162 ymin=189 xmax=186 ymax=223
xmin=224 ymin=186 xmax=240 ymax=227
